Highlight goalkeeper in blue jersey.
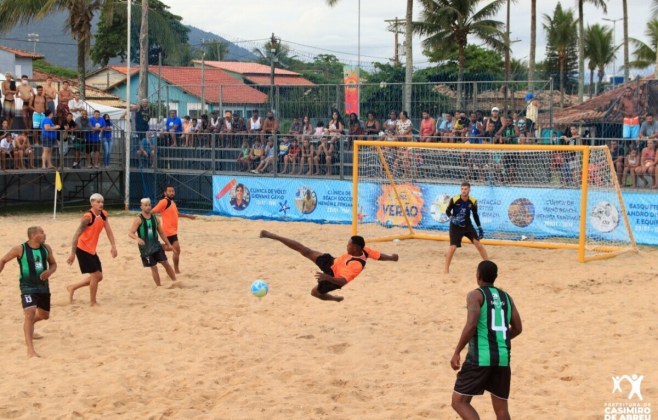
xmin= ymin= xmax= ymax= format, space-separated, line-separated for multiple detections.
xmin=445 ymin=182 xmax=489 ymax=274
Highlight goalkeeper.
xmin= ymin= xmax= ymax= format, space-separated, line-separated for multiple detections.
xmin=444 ymin=182 xmax=489 ymax=274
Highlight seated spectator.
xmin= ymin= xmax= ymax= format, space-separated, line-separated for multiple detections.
xmin=608 ymin=140 xmax=625 ymax=185
xmin=248 ymin=138 xmax=264 ymax=168
xmin=300 ymin=137 xmax=315 ymax=176
xmin=289 ymin=116 xmax=302 ymax=137
xmin=364 ymin=111 xmax=381 ymax=139
xmin=623 ymin=148 xmax=640 ymax=187
xmin=396 ymin=111 xmax=413 ymax=142
xmin=481 ymin=120 xmax=497 ymax=144
xmin=12 ymin=129 xmax=34 ymax=170
xmin=497 ymin=116 xmax=520 ymax=144
xmin=636 ymin=140 xmax=656 ymax=188
xmin=484 ymin=107 xmax=503 ymax=134
xmin=283 ymin=138 xmax=301 ymax=174
xmin=164 ymin=110 xmax=182 ymax=147
xmin=262 ymin=111 xmax=280 ymax=141
xmin=60 ymin=112 xmax=78 ymax=168
xmin=348 ymin=113 xmax=364 ymax=138
xmin=467 ymin=112 xmax=483 ymax=144
xmin=300 ymin=115 xmax=314 ymax=140
xmin=327 ymin=110 xmax=344 ymax=145
xmin=237 ymin=139 xmax=251 ymax=172
xmin=198 ymin=114 xmax=211 ymax=146
xmin=438 ymin=112 xmax=454 ymax=142
xmin=182 ymin=116 xmax=194 ymax=147
xmin=251 ymin=138 xmax=275 ymax=174
xmin=0 ymin=121 xmax=14 ymax=170
xmin=278 ymin=136 xmax=291 ymax=167
xmin=419 ymin=110 xmax=436 ymax=142
xmin=232 ymin=112 xmax=246 ymax=134
xmin=313 ymin=121 xmax=325 ymax=140
xmin=452 ymin=111 xmax=469 ymax=140
xmin=640 ymin=114 xmax=658 ymax=139
xmin=137 ymin=132 xmax=157 ymax=168
xmin=314 ymin=136 xmax=334 ymax=176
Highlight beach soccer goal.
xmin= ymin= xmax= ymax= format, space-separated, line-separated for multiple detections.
xmin=351 ymin=141 xmax=638 ymax=262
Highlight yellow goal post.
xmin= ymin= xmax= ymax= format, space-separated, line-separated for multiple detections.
xmin=351 ymin=141 xmax=638 ymax=262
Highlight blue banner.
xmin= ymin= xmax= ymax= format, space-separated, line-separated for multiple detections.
xmin=212 ymin=176 xmax=658 ymax=246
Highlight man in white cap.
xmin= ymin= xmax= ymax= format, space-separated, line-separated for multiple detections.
xmin=484 ymin=107 xmax=502 ymax=134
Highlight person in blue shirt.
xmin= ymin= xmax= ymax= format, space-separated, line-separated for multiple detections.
xmin=137 ymin=132 xmax=157 ymax=168
xmin=87 ymin=110 xmax=106 ymax=169
xmin=165 ymin=110 xmax=182 ymax=147
xmin=40 ymin=109 xmax=60 ymax=169
xmin=101 ymin=114 xmax=113 ymax=167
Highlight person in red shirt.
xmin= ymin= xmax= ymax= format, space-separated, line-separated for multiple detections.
xmin=260 ymin=230 xmax=399 ymax=302
xmin=151 ymin=185 xmax=196 ymax=274
xmin=66 ymin=193 xmax=118 ymax=306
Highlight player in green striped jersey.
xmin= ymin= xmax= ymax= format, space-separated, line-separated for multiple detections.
xmin=0 ymin=226 xmax=57 ymax=358
xmin=450 ymin=260 xmax=522 ymax=420
xmin=129 ymin=198 xmax=175 ymax=286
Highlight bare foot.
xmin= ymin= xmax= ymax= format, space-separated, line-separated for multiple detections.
xmin=175 ymin=269 xmax=181 ymax=274
xmin=260 ymin=230 xmax=272 ymax=239
xmin=27 ymin=350 xmax=41 ymax=358
xmin=66 ymin=285 xmax=75 ymax=304
xmin=90 ymin=301 xmax=100 ymax=307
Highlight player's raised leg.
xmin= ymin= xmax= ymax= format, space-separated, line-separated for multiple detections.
xmin=260 ymin=230 xmax=323 ymax=262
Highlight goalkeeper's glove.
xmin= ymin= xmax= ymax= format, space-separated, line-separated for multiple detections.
xmin=477 ymin=227 xmax=484 ymax=240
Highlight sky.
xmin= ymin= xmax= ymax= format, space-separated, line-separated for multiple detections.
xmin=165 ymin=0 xmax=652 ymax=76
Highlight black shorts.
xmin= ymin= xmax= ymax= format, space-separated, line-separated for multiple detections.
xmin=76 ymin=247 xmax=102 ymax=274
xmin=166 ymin=234 xmax=178 ymax=244
xmin=449 ymin=223 xmax=478 ymax=247
xmin=315 ymin=253 xmax=341 ymax=294
xmin=21 ymin=293 xmax=51 ymax=312
xmin=86 ymin=142 xmax=101 ymax=153
xmin=454 ymin=363 xmax=511 ymax=400
xmin=141 ymin=248 xmax=167 ymax=267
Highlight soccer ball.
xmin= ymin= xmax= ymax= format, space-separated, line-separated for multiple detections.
xmin=250 ymin=280 xmax=269 ymax=298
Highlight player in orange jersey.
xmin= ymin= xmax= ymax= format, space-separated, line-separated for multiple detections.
xmin=260 ymin=230 xmax=399 ymax=302
xmin=152 ymin=185 xmax=196 ymax=274
xmin=66 ymin=193 xmax=118 ymax=306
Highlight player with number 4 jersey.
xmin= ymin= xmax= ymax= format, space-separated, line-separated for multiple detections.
xmin=450 ymin=260 xmax=523 ymax=420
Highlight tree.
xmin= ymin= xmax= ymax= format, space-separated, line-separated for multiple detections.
xmin=543 ymin=3 xmax=579 ymax=107
xmin=252 ymin=39 xmax=296 ymax=70
xmin=91 ymin=0 xmax=190 ymax=67
xmin=0 ymin=0 xmax=105 ymax=99
xmin=622 ymin=0 xmax=629 ymax=82
xmin=139 ymin=0 xmax=148 ymax=100
xmin=415 ymin=0 xmax=505 ymax=109
xmin=529 ymin=0 xmax=537 ymax=89
xmin=584 ymin=24 xmax=616 ymax=96
xmin=577 ymin=0 xmax=607 ymax=103
xmin=628 ymin=19 xmax=658 ymax=70
xmin=202 ymin=40 xmax=230 ymax=61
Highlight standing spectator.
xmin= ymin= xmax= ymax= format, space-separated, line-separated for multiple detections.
xmin=636 ymin=140 xmax=656 ymax=188
xmin=128 ymin=98 xmax=151 ymax=135
xmin=419 ymin=110 xmax=436 ymax=142
xmin=300 ymin=137 xmax=315 ymax=175
xmin=164 ymin=110 xmax=182 ymax=146
xmin=209 ymin=111 xmax=221 ymax=134
xmin=525 ymin=93 xmax=540 ymax=136
xmin=182 ymin=116 xmax=194 ymax=147
xmin=87 ymin=110 xmax=105 ymax=168
xmin=232 ymin=112 xmax=247 ymax=141
xmin=262 ymin=111 xmax=280 ymax=142
xmin=484 ymin=107 xmax=503 ymax=134
xmin=29 ymin=86 xmax=47 ymax=146
xmin=396 ymin=111 xmax=413 ymax=142
xmin=364 ymin=111 xmax=381 ymax=139
xmin=17 ymin=75 xmax=34 ymax=134
xmin=617 ymin=87 xmax=641 ymax=139
xmin=247 ymin=109 xmax=262 ymax=139
xmin=43 ymin=76 xmax=57 ymax=115
xmin=101 ymin=114 xmax=113 ymax=167
xmin=61 ymin=112 xmax=77 ymax=168
xmin=220 ymin=110 xmax=233 ymax=147
xmin=2 ymin=72 xmax=17 ymax=129
xmin=40 ymin=109 xmax=60 ymax=170
xmin=74 ymin=109 xmax=91 ymax=169
xmin=68 ymin=92 xmax=87 ymax=121
xmin=57 ymin=81 xmax=73 ymax=128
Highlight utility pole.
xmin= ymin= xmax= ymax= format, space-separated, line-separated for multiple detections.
xmin=201 ymin=52 xmax=205 ymax=115
xmin=27 ymin=33 xmax=39 ymax=54
xmin=385 ymin=18 xmax=403 ymax=65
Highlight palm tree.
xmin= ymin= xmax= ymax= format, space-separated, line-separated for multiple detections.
xmin=203 ymin=40 xmax=230 ymax=61
xmin=415 ymin=0 xmax=505 ymax=109
xmin=577 ymin=0 xmax=607 ymax=103
xmin=544 ymin=3 xmax=578 ymax=107
xmin=139 ymin=0 xmax=148 ymax=100
xmin=628 ymin=19 xmax=658 ymax=70
xmin=325 ymin=0 xmax=414 ymax=114
xmin=584 ymin=24 xmax=616 ymax=96
xmin=622 ymin=0 xmax=629 ymax=82
xmin=653 ymin=0 xmax=658 ymax=76
xmin=0 ymin=0 xmax=104 ymax=99
xmin=529 ymin=0 xmax=537 ymax=89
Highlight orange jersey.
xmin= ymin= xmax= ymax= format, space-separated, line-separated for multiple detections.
xmin=331 ymin=246 xmax=381 ymax=283
xmin=77 ymin=209 xmax=108 ymax=255
xmin=152 ymin=197 xmax=178 ymax=236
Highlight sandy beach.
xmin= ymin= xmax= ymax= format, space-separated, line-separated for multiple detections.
xmin=0 ymin=211 xmax=656 ymax=419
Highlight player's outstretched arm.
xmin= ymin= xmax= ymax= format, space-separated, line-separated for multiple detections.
xmin=379 ymin=253 xmax=399 ymax=262
xmin=178 ymin=211 xmax=196 ymax=220
xmin=0 ymin=245 xmax=22 ymax=274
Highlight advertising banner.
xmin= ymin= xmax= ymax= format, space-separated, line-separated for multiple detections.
xmin=343 ymin=65 xmax=359 ymax=117
xmin=212 ymin=176 xmax=658 ymax=245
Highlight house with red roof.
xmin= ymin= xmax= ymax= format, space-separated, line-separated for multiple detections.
xmin=88 ymin=65 xmax=268 ymax=117
xmin=193 ymin=61 xmax=315 ymax=87
xmin=0 ymin=45 xmax=44 ymax=78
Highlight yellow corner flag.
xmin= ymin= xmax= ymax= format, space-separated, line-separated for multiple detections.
xmin=55 ymin=170 xmax=62 ymax=191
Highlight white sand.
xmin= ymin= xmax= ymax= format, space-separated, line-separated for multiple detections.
xmin=0 ymin=212 xmax=656 ymax=419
